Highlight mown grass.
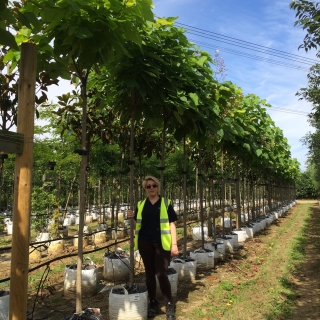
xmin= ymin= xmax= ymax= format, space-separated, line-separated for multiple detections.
xmin=188 ymin=203 xmax=312 ymax=320
xmin=264 ymin=205 xmax=311 ymax=319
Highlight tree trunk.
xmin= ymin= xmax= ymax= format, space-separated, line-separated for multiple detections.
xmin=220 ymin=151 xmax=225 ymax=237
xmin=159 ymin=120 xmax=166 ymax=196
xmin=64 ymin=175 xmax=76 ymax=218
xmin=0 ymin=155 xmax=7 ymax=208
xmin=182 ymin=136 xmax=188 ymax=258
xmin=235 ymin=158 xmax=241 ymax=229
xmin=76 ymin=75 xmax=89 ymax=313
xmin=209 ymin=152 xmax=216 ymax=240
xmin=129 ymin=106 xmax=136 ymax=284
xmin=198 ymin=150 xmax=205 ymax=249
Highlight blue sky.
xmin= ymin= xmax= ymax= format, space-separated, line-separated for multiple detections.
xmin=151 ymin=0 xmax=317 ymax=171
xmin=47 ymin=0 xmax=316 ymax=171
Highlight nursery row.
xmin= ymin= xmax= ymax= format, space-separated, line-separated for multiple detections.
xmin=0 ymin=200 xmax=296 ymax=319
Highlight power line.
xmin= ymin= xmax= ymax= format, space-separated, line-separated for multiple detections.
xmin=266 ymin=107 xmax=309 ymax=116
xmin=182 ymin=24 xmax=314 ymax=116
xmin=187 ymin=30 xmax=313 ymax=69
xmin=177 ymin=22 xmax=318 ymax=65
xmin=191 ymin=39 xmax=310 ymax=72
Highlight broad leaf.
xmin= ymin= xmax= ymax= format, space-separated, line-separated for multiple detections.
xmin=189 ymin=92 xmax=199 ymax=106
xmin=256 ymin=149 xmax=262 ymax=157
xmin=197 ymin=55 xmax=207 ymax=67
xmin=156 ymin=18 xmax=173 ymax=25
xmin=0 ymin=29 xmax=18 ymax=50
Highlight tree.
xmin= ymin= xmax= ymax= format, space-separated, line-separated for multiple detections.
xmin=290 ymin=0 xmax=320 ymax=56
xmin=290 ymin=0 xmax=320 ymax=196
xmin=296 ymin=165 xmax=318 ymax=198
xmin=0 ymin=1 xmax=19 ymax=50
xmin=15 ymin=0 xmax=155 ymax=313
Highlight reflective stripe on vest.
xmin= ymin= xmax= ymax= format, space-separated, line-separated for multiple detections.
xmin=134 ymin=197 xmax=172 ymax=251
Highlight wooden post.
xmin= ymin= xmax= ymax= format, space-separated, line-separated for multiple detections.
xmin=9 ymin=43 xmax=37 ymax=320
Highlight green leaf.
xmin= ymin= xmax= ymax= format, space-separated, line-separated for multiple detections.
xmin=0 ymin=7 xmax=16 ymax=24
xmin=42 ymin=8 xmax=66 ymax=27
xmin=217 ymin=129 xmax=224 ymax=137
xmin=180 ymin=96 xmax=188 ymax=102
xmin=0 ymin=29 xmax=18 ymax=50
xmin=61 ymin=35 xmax=75 ymax=46
xmin=125 ymin=0 xmax=136 ymax=7
xmin=243 ymin=143 xmax=251 ymax=152
xmin=235 ymin=109 xmax=246 ymax=113
xmin=197 ymin=55 xmax=207 ymax=67
xmin=74 ymin=27 xmax=93 ymax=39
xmin=155 ymin=18 xmax=173 ymax=25
xmin=23 ymin=11 xmax=42 ymax=33
xmin=24 ymin=2 xmax=40 ymax=16
xmin=17 ymin=11 xmax=31 ymax=28
xmin=256 ymin=149 xmax=262 ymax=157
xmin=189 ymin=92 xmax=199 ymax=106
xmin=173 ymin=111 xmax=183 ymax=124
xmin=139 ymin=0 xmax=154 ymax=21
xmin=122 ymin=22 xmax=142 ymax=46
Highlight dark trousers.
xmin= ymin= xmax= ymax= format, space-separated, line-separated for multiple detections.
xmin=138 ymin=239 xmax=173 ymax=303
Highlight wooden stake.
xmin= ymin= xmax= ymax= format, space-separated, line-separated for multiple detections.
xmin=9 ymin=43 xmax=37 ymax=320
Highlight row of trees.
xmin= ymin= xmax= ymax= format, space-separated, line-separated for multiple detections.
xmin=1 ymin=0 xmax=159 ymax=316
xmin=0 ymin=0 xmax=303 ymax=316
xmin=290 ymin=0 xmax=320 ymax=198
xmin=0 ymin=1 xmax=303 ymax=210
xmin=0 ymin=1 xmax=299 ymax=178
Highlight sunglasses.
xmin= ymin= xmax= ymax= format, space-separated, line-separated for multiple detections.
xmin=146 ymin=184 xmax=158 ymax=189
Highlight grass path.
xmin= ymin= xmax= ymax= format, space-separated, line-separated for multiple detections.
xmin=289 ymin=201 xmax=320 ymax=320
xmin=171 ymin=201 xmax=317 ymax=320
xmin=217 ymin=202 xmax=311 ymax=320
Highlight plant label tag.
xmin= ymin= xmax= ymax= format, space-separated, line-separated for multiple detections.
xmin=130 ymin=294 xmax=140 ymax=301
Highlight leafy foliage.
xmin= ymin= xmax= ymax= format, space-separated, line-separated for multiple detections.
xmin=290 ymin=0 xmax=320 ymax=194
xmin=31 ymin=186 xmax=56 ymax=232
xmin=295 ymin=168 xmax=318 ymax=199
xmin=290 ymin=0 xmax=320 ymax=56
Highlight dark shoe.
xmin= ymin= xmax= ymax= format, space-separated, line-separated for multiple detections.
xmin=148 ymin=299 xmax=159 ymax=318
xmin=166 ymin=302 xmax=176 ymax=320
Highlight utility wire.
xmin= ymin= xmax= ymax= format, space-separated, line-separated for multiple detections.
xmin=266 ymin=107 xmax=309 ymax=116
xmin=177 ymin=22 xmax=318 ymax=65
xmin=191 ymin=39 xmax=310 ymax=72
xmin=175 ymin=23 xmax=313 ymax=116
xmin=187 ymin=30 xmax=313 ymax=68
xmin=163 ymin=20 xmax=312 ymax=118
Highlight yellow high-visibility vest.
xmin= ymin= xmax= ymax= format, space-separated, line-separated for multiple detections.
xmin=134 ymin=197 xmax=171 ymax=251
